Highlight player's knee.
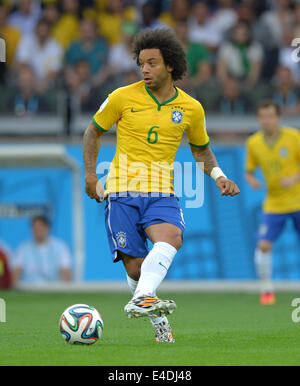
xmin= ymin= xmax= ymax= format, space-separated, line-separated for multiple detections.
xmin=258 ymin=240 xmax=272 ymax=253
xmin=171 ymin=232 xmax=182 ymax=251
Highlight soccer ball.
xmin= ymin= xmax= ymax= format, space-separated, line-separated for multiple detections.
xmin=59 ymin=304 xmax=104 ymax=345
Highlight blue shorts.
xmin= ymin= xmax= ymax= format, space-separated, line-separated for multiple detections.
xmin=104 ymin=193 xmax=185 ymax=262
xmin=257 ymin=210 xmax=300 ymax=242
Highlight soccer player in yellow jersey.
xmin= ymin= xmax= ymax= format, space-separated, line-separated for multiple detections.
xmin=83 ymin=29 xmax=240 ymax=342
xmin=246 ymin=101 xmax=300 ymax=305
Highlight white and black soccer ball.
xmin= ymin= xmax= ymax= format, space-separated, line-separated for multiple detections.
xmin=59 ymin=304 xmax=104 ymax=345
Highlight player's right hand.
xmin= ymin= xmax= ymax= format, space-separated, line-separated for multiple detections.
xmin=85 ymin=175 xmax=105 ymax=203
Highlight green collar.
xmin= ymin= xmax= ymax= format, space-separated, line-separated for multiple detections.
xmin=145 ymin=84 xmax=179 ymax=111
xmin=263 ymin=128 xmax=282 ymax=148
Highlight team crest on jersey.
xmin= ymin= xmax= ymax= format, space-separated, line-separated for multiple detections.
xmin=280 ymin=147 xmax=288 ymax=157
xmin=171 ymin=106 xmax=185 ymax=125
xmin=171 ymin=110 xmax=183 ymax=124
xmin=116 ymin=231 xmax=127 ymax=248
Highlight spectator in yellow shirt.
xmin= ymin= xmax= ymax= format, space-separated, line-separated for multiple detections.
xmin=0 ymin=6 xmax=21 ymax=67
xmin=97 ymin=0 xmax=136 ymax=45
xmin=51 ymin=0 xmax=80 ymax=49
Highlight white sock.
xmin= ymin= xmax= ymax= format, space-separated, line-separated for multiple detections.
xmin=133 ymin=241 xmax=177 ymax=299
xmin=126 ymin=274 xmax=167 ymax=325
xmin=254 ymin=248 xmax=273 ymax=293
xmin=126 ymin=274 xmax=138 ymax=295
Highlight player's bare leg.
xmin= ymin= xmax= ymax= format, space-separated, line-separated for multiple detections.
xmin=255 ymin=240 xmax=275 ymax=305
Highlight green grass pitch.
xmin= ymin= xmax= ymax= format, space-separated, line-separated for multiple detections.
xmin=0 ymin=290 xmax=300 ymax=366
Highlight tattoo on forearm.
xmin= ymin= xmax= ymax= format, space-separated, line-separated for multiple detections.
xmin=191 ymin=146 xmax=218 ymax=176
xmin=83 ymin=124 xmax=101 ymax=176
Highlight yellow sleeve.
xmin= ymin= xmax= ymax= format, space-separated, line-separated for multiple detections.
xmin=93 ymin=89 xmax=123 ymax=132
xmin=245 ymin=139 xmax=258 ymax=173
xmin=186 ymin=102 xmax=210 ymax=147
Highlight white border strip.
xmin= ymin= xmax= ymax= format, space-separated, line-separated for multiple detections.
xmin=107 ymin=195 xmax=117 ymax=249
xmin=12 ymin=280 xmax=300 ymax=293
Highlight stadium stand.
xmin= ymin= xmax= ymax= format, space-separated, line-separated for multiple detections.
xmin=0 ymin=0 xmax=299 ymax=134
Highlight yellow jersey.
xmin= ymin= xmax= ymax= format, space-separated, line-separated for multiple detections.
xmin=97 ymin=8 xmax=136 ymax=45
xmin=246 ymin=127 xmax=300 ymax=213
xmin=52 ymin=15 xmax=79 ymax=49
xmin=0 ymin=25 xmax=21 ymax=66
xmin=93 ymin=80 xmax=210 ymax=197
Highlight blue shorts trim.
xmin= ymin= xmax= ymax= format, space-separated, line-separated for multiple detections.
xmin=257 ymin=210 xmax=300 ymax=242
xmin=104 ymin=193 xmax=185 ymax=262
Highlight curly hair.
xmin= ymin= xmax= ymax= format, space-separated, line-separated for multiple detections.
xmin=132 ymin=28 xmax=187 ymax=81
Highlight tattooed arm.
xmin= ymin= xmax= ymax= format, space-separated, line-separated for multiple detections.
xmin=190 ymin=145 xmax=240 ymax=197
xmin=190 ymin=145 xmax=219 ymax=176
xmin=83 ymin=121 xmax=105 ymax=202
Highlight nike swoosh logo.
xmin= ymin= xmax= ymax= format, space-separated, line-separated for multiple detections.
xmin=131 ymin=108 xmax=142 ymax=113
xmin=159 ymin=262 xmax=168 ymax=271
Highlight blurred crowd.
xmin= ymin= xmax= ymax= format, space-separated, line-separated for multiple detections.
xmin=0 ymin=0 xmax=300 ymax=119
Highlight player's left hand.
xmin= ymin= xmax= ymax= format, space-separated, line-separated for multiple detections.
xmin=216 ymin=177 xmax=240 ymax=197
